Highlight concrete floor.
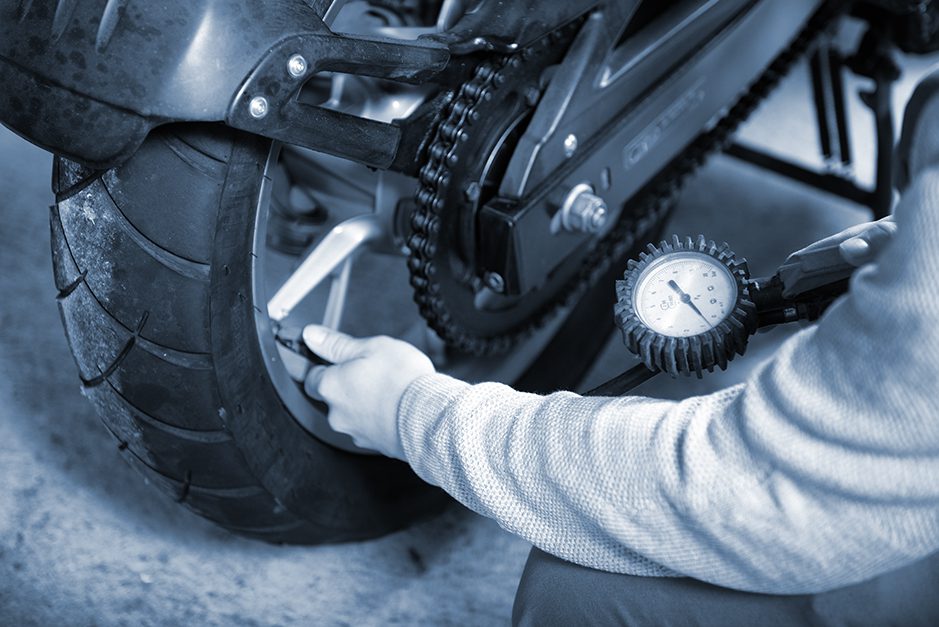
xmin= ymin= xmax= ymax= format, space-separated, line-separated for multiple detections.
xmin=0 ymin=35 xmax=935 ymax=626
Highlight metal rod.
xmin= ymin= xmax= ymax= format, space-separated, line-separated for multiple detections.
xmin=584 ymin=363 xmax=659 ymax=397
xmin=869 ymin=73 xmax=896 ymax=220
xmin=322 ymin=0 xmax=350 ymax=26
xmin=267 ymin=214 xmax=382 ymax=322
xmin=322 ymin=256 xmax=353 ymax=329
xmin=846 ymin=27 xmax=901 ymax=219
xmin=809 ymin=47 xmax=834 ymax=161
xmin=725 ymin=142 xmax=874 ymax=207
xmin=828 ymin=49 xmax=853 ymax=167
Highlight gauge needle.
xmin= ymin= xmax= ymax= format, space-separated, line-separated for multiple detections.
xmin=668 ymin=279 xmax=712 ymax=327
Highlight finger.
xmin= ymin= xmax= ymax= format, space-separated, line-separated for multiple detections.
xmin=839 ymin=237 xmax=872 ymax=266
xmin=839 ymin=219 xmax=898 ymax=265
xmin=794 ymin=222 xmax=871 ymax=257
xmin=795 ymin=215 xmax=895 ymax=258
xmin=786 ymin=223 xmax=870 ymax=263
xmin=304 ymin=365 xmax=328 ymax=401
xmin=303 ymin=324 xmax=369 ymax=363
xmin=862 ymin=220 xmax=897 ymax=251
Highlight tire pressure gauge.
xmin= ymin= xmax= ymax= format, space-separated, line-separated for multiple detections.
xmin=614 ymin=235 xmax=757 ymax=377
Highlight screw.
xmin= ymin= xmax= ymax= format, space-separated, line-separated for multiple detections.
xmin=249 ymin=96 xmax=269 ymax=119
xmin=464 ymin=181 xmax=481 ymax=202
xmin=484 ymin=272 xmax=505 ymax=293
xmin=287 ymin=54 xmax=308 ymax=78
xmin=560 ymin=184 xmax=608 ymax=234
xmin=525 ymin=87 xmax=541 ymax=106
xmin=563 ymin=134 xmax=578 ymax=158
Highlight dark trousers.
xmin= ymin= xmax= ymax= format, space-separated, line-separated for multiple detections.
xmin=513 ymin=548 xmax=939 ymax=626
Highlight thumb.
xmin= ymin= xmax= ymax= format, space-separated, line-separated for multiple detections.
xmin=303 ymin=325 xmax=367 ymax=363
xmin=839 ymin=217 xmax=897 ymax=266
xmin=838 ymin=237 xmax=872 ymax=266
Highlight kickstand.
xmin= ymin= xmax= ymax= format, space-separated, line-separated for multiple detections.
xmin=725 ymin=22 xmax=901 ymax=219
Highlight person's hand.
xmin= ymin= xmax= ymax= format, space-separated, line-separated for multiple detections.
xmin=301 ymin=325 xmax=435 ymax=460
xmin=779 ymin=216 xmax=897 ymax=297
xmin=791 ymin=215 xmax=897 ymax=266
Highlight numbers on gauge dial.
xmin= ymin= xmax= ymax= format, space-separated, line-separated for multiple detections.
xmin=633 ymin=251 xmax=738 ymax=338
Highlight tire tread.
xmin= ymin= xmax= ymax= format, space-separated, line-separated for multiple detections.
xmin=51 ymin=125 xmax=319 ymax=541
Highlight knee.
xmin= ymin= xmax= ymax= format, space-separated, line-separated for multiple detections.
xmin=511 ymin=547 xmax=797 ymax=627
xmin=512 ymin=548 xmax=569 ymax=627
xmin=512 ymin=547 xmax=627 ymax=627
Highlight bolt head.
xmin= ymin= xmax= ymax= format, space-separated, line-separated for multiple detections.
xmin=287 ymin=54 xmax=308 ymax=78
xmin=571 ymin=194 xmax=608 ymax=233
xmin=464 ymin=181 xmax=481 ymax=202
xmin=484 ymin=272 xmax=505 ymax=293
xmin=249 ymin=96 xmax=269 ymax=119
xmin=563 ymin=134 xmax=578 ymax=158
xmin=525 ymin=87 xmax=541 ymax=106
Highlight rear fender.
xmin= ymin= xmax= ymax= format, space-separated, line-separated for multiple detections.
xmin=0 ymin=0 xmax=448 ymax=168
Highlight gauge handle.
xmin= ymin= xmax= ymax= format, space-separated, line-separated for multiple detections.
xmin=776 ymin=239 xmax=858 ymax=298
xmin=750 ymin=274 xmax=851 ymax=327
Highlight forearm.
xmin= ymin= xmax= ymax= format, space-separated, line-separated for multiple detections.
xmin=400 ymin=371 xmax=797 ymax=588
xmin=399 ymin=351 xmax=938 ymax=593
xmin=399 ymin=374 xmax=690 ymax=570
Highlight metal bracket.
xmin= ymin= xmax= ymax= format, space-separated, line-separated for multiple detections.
xmin=227 ymin=33 xmax=449 ymax=169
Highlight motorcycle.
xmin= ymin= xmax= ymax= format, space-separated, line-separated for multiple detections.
xmin=0 ymin=0 xmax=933 ymax=543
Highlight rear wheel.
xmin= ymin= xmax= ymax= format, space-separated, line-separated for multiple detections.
xmin=51 ymin=123 xmax=647 ymax=542
xmin=51 ymin=125 xmax=451 ymax=542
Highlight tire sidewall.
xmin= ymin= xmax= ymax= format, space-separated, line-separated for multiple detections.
xmin=209 ymin=132 xmax=447 ymax=541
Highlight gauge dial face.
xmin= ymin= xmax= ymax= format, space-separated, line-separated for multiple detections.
xmin=633 ymin=251 xmax=738 ymax=338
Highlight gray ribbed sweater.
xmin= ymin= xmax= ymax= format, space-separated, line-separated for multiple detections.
xmin=397 ymin=166 xmax=939 ymax=595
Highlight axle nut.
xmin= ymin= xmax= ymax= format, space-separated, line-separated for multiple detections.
xmin=560 ymin=184 xmax=608 ymax=233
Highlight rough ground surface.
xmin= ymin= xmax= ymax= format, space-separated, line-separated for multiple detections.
xmin=0 ymin=42 xmax=935 ymax=625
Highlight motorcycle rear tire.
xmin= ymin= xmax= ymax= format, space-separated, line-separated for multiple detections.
xmin=50 ymin=124 xmax=449 ymax=543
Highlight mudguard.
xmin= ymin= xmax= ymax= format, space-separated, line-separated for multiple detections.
xmin=0 ymin=0 xmax=595 ymax=169
xmin=0 ymin=0 xmax=345 ymax=167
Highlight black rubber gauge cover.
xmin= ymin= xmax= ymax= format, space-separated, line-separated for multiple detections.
xmin=614 ymin=235 xmax=758 ymax=377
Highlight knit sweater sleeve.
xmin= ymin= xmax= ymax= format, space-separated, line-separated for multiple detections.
xmin=397 ymin=167 xmax=939 ymax=594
